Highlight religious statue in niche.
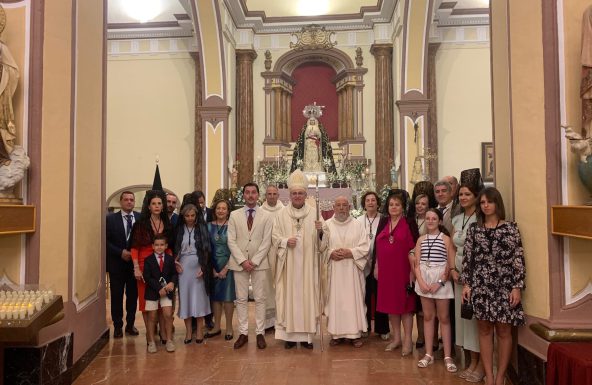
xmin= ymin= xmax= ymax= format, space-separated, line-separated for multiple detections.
xmin=290 ymin=103 xmax=337 ymax=179
xmin=0 ymin=6 xmax=30 ymax=204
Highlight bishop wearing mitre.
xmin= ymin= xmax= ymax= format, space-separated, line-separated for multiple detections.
xmin=272 ymin=170 xmax=327 ymax=349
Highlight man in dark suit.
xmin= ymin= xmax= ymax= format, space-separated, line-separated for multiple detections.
xmin=106 ymin=191 xmax=141 ymax=338
xmin=196 ymin=191 xmax=213 ymax=223
xmin=166 ymin=193 xmax=179 ymax=227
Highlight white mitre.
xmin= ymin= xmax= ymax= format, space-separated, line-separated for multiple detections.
xmin=287 ymin=169 xmax=307 ymax=191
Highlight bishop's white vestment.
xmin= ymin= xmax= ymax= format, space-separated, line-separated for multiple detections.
xmin=272 ymin=202 xmax=327 ymax=342
xmin=324 ymin=216 xmax=369 ymax=339
xmin=260 ymin=200 xmax=284 ymax=329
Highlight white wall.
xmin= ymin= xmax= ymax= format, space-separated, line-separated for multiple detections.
xmin=107 ymin=52 xmax=195 ymax=201
xmin=436 ymin=43 xmax=493 ymax=179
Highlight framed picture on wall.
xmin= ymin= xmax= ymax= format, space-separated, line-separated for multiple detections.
xmin=481 ymin=142 xmax=494 ymax=182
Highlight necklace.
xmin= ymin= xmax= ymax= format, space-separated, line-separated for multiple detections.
xmin=388 ymin=216 xmax=400 ymax=244
xmin=185 ymin=225 xmax=194 ymax=248
xmin=425 ymin=232 xmax=441 ymax=267
xmin=461 ymin=210 xmax=475 ymax=230
xmin=150 ymin=216 xmax=162 ymax=235
xmin=215 ymin=219 xmax=228 ymax=241
xmin=366 ymin=213 xmax=378 ymax=239
xmin=416 ymin=216 xmax=425 ymax=232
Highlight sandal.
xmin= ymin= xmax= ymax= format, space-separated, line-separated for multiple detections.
xmin=417 ymin=354 xmax=434 ymax=368
xmin=444 ymin=357 xmax=458 ymax=373
xmin=465 ymin=371 xmax=485 ymax=383
xmin=458 ymin=369 xmax=473 ymax=379
xmin=351 ymin=338 xmax=363 ymax=348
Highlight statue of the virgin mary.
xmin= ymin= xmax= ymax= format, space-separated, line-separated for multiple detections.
xmin=290 ymin=103 xmax=337 ymax=177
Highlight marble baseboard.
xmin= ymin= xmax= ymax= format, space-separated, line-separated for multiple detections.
xmin=4 ymin=333 xmax=73 ymax=385
xmin=508 ymin=344 xmax=546 ymax=385
xmin=69 ymin=329 xmax=109 ymax=381
xmin=3 ymin=330 xmax=108 ymax=385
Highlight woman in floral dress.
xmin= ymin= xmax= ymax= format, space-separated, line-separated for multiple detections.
xmin=461 ymin=187 xmax=525 ymax=385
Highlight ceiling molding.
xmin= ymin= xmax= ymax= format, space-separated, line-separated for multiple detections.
xmin=109 ymin=21 xmax=180 ymax=29
xmin=451 ymin=8 xmax=489 ymax=16
xmin=107 ymin=14 xmax=194 ymax=40
xmin=224 ymin=0 xmax=398 ymax=33
xmin=238 ymin=0 xmax=382 ymax=23
xmin=107 ymin=28 xmax=193 ymax=40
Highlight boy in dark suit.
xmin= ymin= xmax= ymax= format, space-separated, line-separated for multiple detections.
xmin=143 ymin=234 xmax=178 ymax=353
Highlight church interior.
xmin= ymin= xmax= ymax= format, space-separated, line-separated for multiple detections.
xmin=0 ymin=0 xmax=591 ymax=384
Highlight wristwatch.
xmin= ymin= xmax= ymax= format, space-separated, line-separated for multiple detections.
xmin=437 ymin=279 xmax=446 ymax=287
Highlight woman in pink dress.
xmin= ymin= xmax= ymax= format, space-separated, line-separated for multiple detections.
xmin=373 ymin=190 xmax=419 ymax=355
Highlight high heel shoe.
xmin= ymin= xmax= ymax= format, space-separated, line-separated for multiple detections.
xmin=205 ymin=330 xmax=221 ymax=338
xmin=195 ymin=338 xmax=204 ymax=344
xmin=225 ymin=334 xmax=233 ymax=341
xmin=183 ymin=338 xmax=192 ymax=344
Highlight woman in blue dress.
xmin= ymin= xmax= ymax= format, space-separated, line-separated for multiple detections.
xmin=205 ymin=199 xmax=236 ymax=340
xmin=174 ymin=203 xmax=212 ymax=344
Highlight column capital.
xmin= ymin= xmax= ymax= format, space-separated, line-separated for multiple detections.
xmin=236 ymin=49 xmax=258 ymax=62
xmin=370 ymin=43 xmax=393 ymax=57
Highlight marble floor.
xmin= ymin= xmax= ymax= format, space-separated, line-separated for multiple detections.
xmin=75 ymin=303 xmax=485 ymax=385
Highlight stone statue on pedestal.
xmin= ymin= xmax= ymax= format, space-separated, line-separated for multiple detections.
xmin=290 ymin=103 xmax=337 ymax=187
xmin=0 ymin=7 xmax=30 ymax=204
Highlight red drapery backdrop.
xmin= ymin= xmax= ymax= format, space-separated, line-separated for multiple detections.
xmin=290 ymin=62 xmax=338 ymax=141
xmin=546 ymin=342 xmax=592 ymax=385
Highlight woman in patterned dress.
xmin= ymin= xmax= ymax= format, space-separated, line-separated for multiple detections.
xmin=461 ymin=187 xmax=525 ymax=385
xmin=205 ymin=199 xmax=236 ymax=340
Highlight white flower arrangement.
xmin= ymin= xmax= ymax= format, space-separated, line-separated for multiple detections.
xmin=350 ymin=208 xmax=363 ymax=218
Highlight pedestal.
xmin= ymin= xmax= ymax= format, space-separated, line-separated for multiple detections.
xmin=0 ymin=205 xmax=36 ymax=234
xmin=303 ymin=171 xmax=328 ymax=187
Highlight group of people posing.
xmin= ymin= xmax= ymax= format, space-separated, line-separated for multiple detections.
xmin=362 ymin=168 xmax=525 ymax=385
xmin=106 ymin=167 xmax=525 ymax=385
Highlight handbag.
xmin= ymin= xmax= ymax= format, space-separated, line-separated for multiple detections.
xmin=460 ymin=302 xmax=474 ymax=320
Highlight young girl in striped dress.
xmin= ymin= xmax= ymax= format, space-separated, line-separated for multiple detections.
xmin=413 ymin=208 xmax=457 ymax=373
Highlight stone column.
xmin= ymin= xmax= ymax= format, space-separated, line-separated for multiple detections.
xmin=286 ymin=92 xmax=292 ymax=142
xmin=338 ymin=91 xmax=344 ymax=140
xmin=426 ymin=43 xmax=440 ymax=182
xmin=235 ymin=49 xmax=257 ymax=186
xmin=282 ymin=90 xmax=289 ymax=142
xmin=274 ymin=88 xmax=282 ymax=141
xmin=191 ymin=52 xmax=204 ymax=189
xmin=346 ymin=85 xmax=354 ymax=139
xmin=354 ymin=83 xmax=364 ymax=139
xmin=370 ymin=44 xmax=394 ymax=187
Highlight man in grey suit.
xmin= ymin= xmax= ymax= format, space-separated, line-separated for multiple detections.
xmin=227 ymin=182 xmax=273 ymax=350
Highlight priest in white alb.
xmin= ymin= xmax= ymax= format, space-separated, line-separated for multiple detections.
xmin=325 ymin=196 xmax=370 ymax=348
xmin=272 ymin=170 xmax=327 ymax=349
xmin=260 ymin=185 xmax=284 ymax=331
